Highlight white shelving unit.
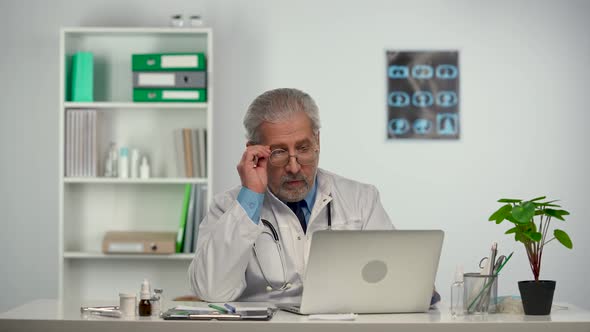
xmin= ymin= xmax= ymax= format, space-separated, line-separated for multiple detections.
xmin=58 ymin=27 xmax=213 ymax=302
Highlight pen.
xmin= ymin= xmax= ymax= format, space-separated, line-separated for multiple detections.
xmin=86 ymin=308 xmax=122 ymax=318
xmin=483 ymin=242 xmax=497 ymax=275
xmin=224 ymin=303 xmax=237 ymax=313
xmin=208 ymin=303 xmax=228 ymax=313
xmin=495 ymin=251 xmax=513 ymax=274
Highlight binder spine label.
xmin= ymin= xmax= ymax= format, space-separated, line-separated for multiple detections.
xmin=107 ymin=243 xmax=144 ymax=253
xmin=163 ymin=90 xmax=200 ymax=100
xmin=137 ymin=73 xmax=175 ymax=86
xmin=133 ymin=88 xmax=207 ymax=102
xmin=161 ymin=55 xmax=198 ymax=68
xmin=133 ymin=72 xmax=207 ymax=88
xmin=132 ymin=53 xmax=206 ymax=71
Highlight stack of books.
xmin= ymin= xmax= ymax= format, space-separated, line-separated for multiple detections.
xmin=65 ymin=109 xmax=97 ymax=177
xmin=132 ymin=53 xmax=207 ymax=102
xmin=174 ymin=128 xmax=207 ymax=178
xmin=176 ymin=184 xmax=208 ymax=253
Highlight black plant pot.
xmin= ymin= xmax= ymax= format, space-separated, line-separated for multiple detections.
xmin=518 ymin=280 xmax=556 ymax=315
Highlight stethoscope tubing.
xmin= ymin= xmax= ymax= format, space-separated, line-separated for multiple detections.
xmin=254 ymin=201 xmax=332 ymax=291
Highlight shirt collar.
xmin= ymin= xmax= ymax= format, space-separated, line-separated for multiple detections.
xmin=303 ymin=176 xmax=318 ymax=210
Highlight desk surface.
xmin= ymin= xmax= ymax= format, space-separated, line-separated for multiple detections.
xmin=2 ymin=299 xmax=590 ymax=332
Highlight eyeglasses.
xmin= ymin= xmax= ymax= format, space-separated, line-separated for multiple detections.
xmin=269 ymin=146 xmax=318 ymax=167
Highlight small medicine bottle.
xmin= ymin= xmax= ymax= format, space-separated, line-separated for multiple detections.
xmin=140 ymin=156 xmax=150 ymax=179
xmin=151 ymin=288 xmax=163 ymax=317
xmin=119 ymin=147 xmax=129 ymax=179
xmin=130 ymin=149 xmax=140 ymax=178
xmin=138 ymin=279 xmax=152 ymax=316
xmin=450 ymin=265 xmax=465 ymax=318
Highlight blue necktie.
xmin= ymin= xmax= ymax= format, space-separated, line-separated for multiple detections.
xmin=287 ymin=201 xmax=307 ymax=233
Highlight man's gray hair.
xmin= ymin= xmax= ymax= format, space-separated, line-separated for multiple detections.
xmin=243 ymin=88 xmax=321 ymax=143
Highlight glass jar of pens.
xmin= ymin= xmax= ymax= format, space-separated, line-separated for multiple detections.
xmin=464 ymin=273 xmax=498 ymax=314
xmin=451 ymin=247 xmax=513 ymax=315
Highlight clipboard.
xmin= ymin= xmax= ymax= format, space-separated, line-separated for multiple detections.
xmin=162 ymin=308 xmax=275 ymax=321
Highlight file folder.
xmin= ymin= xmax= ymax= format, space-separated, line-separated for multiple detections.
xmin=132 ymin=53 xmax=206 ymax=71
xmin=70 ymin=52 xmax=94 ymax=101
xmin=133 ymin=71 xmax=207 ymax=88
xmin=133 ymin=88 xmax=207 ymax=102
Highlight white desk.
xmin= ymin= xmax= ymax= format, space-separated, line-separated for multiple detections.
xmin=2 ymin=299 xmax=590 ymax=332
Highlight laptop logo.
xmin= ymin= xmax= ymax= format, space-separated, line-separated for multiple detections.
xmin=362 ymin=260 xmax=388 ymax=283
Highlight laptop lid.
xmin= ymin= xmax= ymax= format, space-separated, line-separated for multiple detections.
xmin=298 ymin=230 xmax=444 ymax=314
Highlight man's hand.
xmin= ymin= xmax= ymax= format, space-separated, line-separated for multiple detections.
xmin=237 ymin=145 xmax=271 ymax=193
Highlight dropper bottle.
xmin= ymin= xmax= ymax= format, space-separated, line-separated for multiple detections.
xmin=138 ymin=279 xmax=152 ymax=316
xmin=450 ymin=265 xmax=465 ymax=318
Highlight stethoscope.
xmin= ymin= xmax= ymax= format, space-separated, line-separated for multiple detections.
xmin=252 ymin=201 xmax=332 ymax=292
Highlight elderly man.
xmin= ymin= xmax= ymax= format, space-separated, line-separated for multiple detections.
xmin=189 ymin=88 xmax=394 ymax=303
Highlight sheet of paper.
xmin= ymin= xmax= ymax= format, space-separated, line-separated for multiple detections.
xmin=308 ymin=313 xmax=357 ymax=321
xmin=175 ymin=304 xmax=210 ymax=311
xmin=174 ymin=302 xmax=274 ymax=312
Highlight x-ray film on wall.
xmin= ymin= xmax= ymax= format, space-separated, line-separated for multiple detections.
xmin=386 ymin=51 xmax=460 ymax=139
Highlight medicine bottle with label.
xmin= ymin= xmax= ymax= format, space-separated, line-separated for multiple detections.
xmin=151 ymin=288 xmax=163 ymax=317
xmin=138 ymin=279 xmax=152 ymax=316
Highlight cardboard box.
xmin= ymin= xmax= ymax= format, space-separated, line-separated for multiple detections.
xmin=102 ymin=231 xmax=176 ymax=254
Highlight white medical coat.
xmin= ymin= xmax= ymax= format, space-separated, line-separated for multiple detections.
xmin=188 ymin=168 xmax=394 ymax=302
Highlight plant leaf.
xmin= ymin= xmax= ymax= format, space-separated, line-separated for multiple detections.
xmin=505 ymin=214 xmax=519 ymax=224
xmin=524 ymin=231 xmax=542 ymax=242
xmin=554 ymin=229 xmax=573 ymax=249
xmin=527 ymin=222 xmax=537 ymax=233
xmin=512 ymin=202 xmax=535 ymax=224
xmin=515 ymin=232 xmax=529 ymax=244
xmin=489 ymin=204 xmax=512 ymax=224
xmin=504 ymin=227 xmax=517 ymax=234
xmin=536 ymin=200 xmax=561 ymax=207
xmin=529 ymin=196 xmax=547 ymax=202
xmin=545 ymin=209 xmax=570 ymax=221
xmin=498 ymin=198 xmax=522 ymax=203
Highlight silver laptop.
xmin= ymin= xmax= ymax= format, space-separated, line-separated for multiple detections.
xmin=277 ymin=230 xmax=444 ymax=314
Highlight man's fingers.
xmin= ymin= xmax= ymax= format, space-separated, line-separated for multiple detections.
xmin=244 ymin=145 xmax=270 ymax=167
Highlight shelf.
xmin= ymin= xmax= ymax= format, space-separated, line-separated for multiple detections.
xmin=64 ymin=177 xmax=207 ymax=184
xmin=64 ymin=102 xmax=209 ymax=109
xmin=59 ymin=26 xmax=212 ymax=302
xmin=64 ymin=252 xmax=194 ymax=260
xmin=63 ymin=27 xmax=211 ymax=34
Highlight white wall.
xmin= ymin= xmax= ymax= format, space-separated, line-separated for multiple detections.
xmin=1 ymin=0 xmax=589 ymax=313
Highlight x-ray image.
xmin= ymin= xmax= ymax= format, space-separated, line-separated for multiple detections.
xmin=386 ymin=51 xmax=460 ymax=139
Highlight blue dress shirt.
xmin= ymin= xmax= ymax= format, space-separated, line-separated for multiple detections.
xmin=237 ymin=180 xmax=318 ymax=225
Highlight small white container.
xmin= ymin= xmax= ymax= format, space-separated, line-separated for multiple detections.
xmin=119 ymin=293 xmax=136 ymax=317
xmin=130 ymin=149 xmax=140 ymax=178
xmin=170 ymin=14 xmax=184 ymax=27
xmin=119 ymin=147 xmax=129 ymax=178
xmin=140 ymin=156 xmax=150 ymax=179
xmin=189 ymin=15 xmax=203 ymax=27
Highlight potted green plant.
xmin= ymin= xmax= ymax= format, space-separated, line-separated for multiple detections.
xmin=488 ymin=196 xmax=572 ymax=315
